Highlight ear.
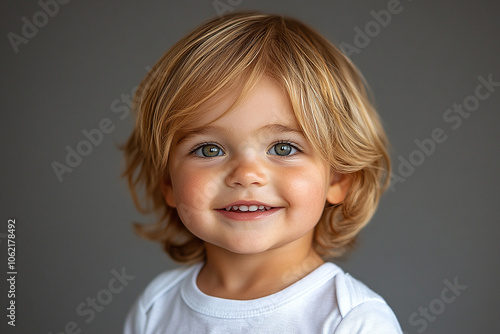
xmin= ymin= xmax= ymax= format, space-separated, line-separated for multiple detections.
xmin=326 ymin=171 xmax=351 ymax=205
xmin=160 ymin=171 xmax=177 ymax=208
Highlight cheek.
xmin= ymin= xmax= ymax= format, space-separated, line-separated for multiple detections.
xmin=173 ymin=169 xmax=203 ymax=203
xmin=170 ymin=166 xmax=222 ymax=223
xmin=171 ymin=171 xmax=205 ymax=231
xmin=280 ymin=167 xmax=327 ymax=220
xmin=172 ymin=164 xmax=215 ymax=199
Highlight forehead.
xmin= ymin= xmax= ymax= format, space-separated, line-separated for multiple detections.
xmin=180 ymin=76 xmax=300 ymax=135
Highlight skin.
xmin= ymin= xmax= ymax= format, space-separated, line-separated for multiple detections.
xmin=162 ymin=76 xmax=350 ymax=300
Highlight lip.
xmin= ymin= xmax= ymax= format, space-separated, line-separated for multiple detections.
xmin=217 ymin=200 xmax=274 ymax=209
xmin=215 ymin=200 xmax=282 ymax=221
xmin=215 ymin=207 xmax=282 ymax=221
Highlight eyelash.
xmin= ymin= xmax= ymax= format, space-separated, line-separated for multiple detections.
xmin=271 ymin=140 xmax=303 ymax=155
xmin=189 ymin=142 xmax=224 ymax=158
xmin=188 ymin=140 xmax=303 ymax=158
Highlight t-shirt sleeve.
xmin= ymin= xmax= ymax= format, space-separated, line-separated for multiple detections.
xmin=333 ymin=300 xmax=403 ymax=334
xmin=123 ymin=296 xmax=146 ymax=334
xmin=122 ymin=266 xmax=194 ymax=334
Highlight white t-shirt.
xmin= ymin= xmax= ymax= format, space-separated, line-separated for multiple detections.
xmin=124 ymin=262 xmax=402 ymax=333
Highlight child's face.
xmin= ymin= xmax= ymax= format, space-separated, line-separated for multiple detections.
xmin=163 ymin=76 xmax=349 ymax=256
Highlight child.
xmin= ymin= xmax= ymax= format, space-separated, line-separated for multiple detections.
xmin=123 ymin=11 xmax=402 ymax=333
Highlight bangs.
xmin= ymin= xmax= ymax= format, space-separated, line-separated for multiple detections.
xmin=145 ymin=12 xmax=350 ymax=170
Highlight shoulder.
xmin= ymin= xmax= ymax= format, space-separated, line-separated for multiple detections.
xmin=331 ymin=268 xmax=403 ymax=333
xmin=137 ymin=263 xmax=199 ymax=312
xmin=123 ymin=263 xmax=200 ymax=334
xmin=334 ymin=270 xmax=385 ymax=316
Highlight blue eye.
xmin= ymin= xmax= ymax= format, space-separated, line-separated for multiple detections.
xmin=193 ymin=144 xmax=224 ymax=157
xmin=268 ymin=142 xmax=298 ymax=156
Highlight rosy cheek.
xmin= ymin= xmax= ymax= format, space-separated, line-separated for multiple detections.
xmin=174 ymin=169 xmax=204 ymax=205
xmin=296 ymin=177 xmax=324 ymax=205
xmin=185 ymin=168 xmax=224 ymax=201
xmin=171 ymin=166 xmax=220 ymax=223
xmin=281 ymin=167 xmax=326 ymax=219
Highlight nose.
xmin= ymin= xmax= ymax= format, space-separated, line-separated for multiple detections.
xmin=224 ymin=155 xmax=269 ymax=188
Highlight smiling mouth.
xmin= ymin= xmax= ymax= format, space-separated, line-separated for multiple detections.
xmin=216 ymin=203 xmax=281 ymax=221
xmin=223 ymin=205 xmax=273 ymax=212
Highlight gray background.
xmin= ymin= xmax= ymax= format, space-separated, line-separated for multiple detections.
xmin=1 ymin=0 xmax=499 ymax=333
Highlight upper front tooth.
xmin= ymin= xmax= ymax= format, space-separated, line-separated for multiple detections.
xmin=227 ymin=205 xmax=269 ymax=211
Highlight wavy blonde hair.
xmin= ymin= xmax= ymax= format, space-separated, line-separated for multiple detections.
xmin=122 ymin=12 xmax=391 ymax=263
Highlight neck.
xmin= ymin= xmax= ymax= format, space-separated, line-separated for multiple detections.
xmin=196 ymin=233 xmax=324 ymax=300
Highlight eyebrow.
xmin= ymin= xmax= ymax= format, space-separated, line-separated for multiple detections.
xmin=176 ymin=123 xmax=304 ymax=145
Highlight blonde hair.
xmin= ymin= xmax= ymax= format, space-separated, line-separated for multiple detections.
xmin=122 ymin=12 xmax=391 ymax=263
